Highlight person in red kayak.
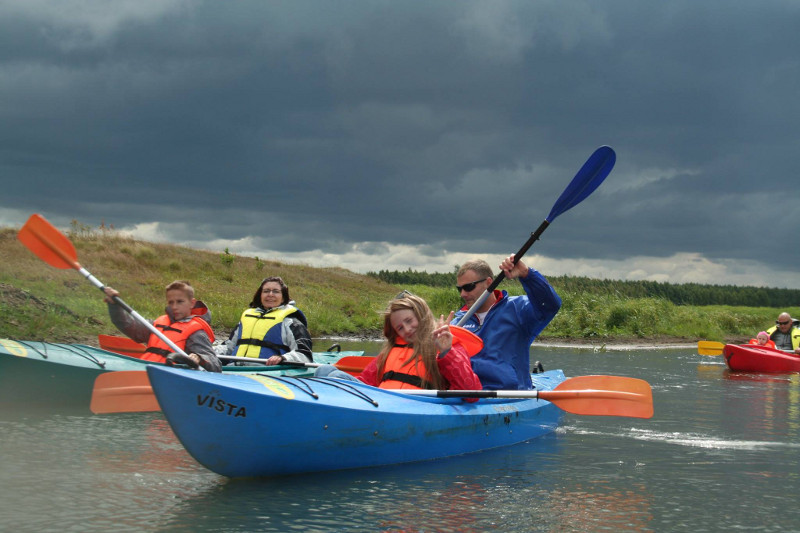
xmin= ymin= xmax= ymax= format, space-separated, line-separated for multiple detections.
xmin=316 ymin=292 xmax=482 ymax=394
xmin=765 ymin=312 xmax=800 ymax=354
xmin=102 ymin=280 xmax=221 ymax=372
xmin=748 ymin=331 xmax=776 ymax=349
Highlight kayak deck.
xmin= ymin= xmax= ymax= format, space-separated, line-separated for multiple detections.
xmin=0 ymin=338 xmax=363 ymax=410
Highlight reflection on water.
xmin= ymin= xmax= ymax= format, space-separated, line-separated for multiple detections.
xmin=542 ymin=484 xmax=653 ymax=532
xmin=720 ymin=369 xmax=800 ymax=440
xmin=153 ymin=433 xmax=655 ymax=532
xmin=0 ymin=412 xmax=219 ymax=531
xmin=2 ymin=345 xmax=800 ymax=532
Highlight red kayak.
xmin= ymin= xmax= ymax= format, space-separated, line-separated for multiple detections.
xmin=723 ymin=344 xmax=800 ymax=373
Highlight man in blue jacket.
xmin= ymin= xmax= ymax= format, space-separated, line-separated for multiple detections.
xmin=452 ymin=255 xmax=561 ymax=390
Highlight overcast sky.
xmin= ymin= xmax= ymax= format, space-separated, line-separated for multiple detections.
xmin=3 ymin=1 xmax=800 ymax=289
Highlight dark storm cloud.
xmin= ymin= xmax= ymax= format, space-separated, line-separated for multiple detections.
xmin=2 ymin=1 xmax=800 ymax=286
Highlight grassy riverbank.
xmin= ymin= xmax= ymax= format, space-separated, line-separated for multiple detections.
xmin=0 ymin=226 xmax=783 ymax=346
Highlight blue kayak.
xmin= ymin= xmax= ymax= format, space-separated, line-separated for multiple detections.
xmin=147 ymin=365 xmax=566 ymax=477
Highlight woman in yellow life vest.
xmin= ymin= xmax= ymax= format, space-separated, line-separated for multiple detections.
xmin=222 ymin=277 xmax=313 ymax=365
xmin=317 ymin=292 xmax=481 ymax=395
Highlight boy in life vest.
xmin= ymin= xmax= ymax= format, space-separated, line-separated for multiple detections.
xmin=316 ymin=292 xmax=481 ymax=396
xmin=102 ymin=280 xmax=221 ymax=372
xmin=748 ymin=331 xmax=777 ymax=349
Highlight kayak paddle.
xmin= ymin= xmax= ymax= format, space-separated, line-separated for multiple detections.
xmin=98 ymin=333 xmax=377 ymax=370
xmin=18 ymin=214 xmax=197 ymax=363
xmin=98 ymin=332 xmax=376 ymax=369
xmin=456 ymin=146 xmax=616 ymax=326
xmin=216 ymin=354 xmax=375 ymax=370
xmin=90 ymin=355 xmax=374 ymax=414
xmin=402 ymin=374 xmax=654 ymax=418
xmin=98 ymin=334 xmax=148 ymax=357
xmin=450 ymin=326 xmax=483 ymax=355
xmin=90 ymin=371 xmax=159 ymax=414
xmin=697 ymin=340 xmax=725 ymax=356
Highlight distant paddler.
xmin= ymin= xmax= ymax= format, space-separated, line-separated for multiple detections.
xmin=764 ymin=312 xmax=800 ymax=354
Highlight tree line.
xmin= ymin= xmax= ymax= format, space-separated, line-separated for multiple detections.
xmin=366 ymin=269 xmax=800 ymax=308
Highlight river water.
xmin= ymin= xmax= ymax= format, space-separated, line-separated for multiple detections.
xmin=2 ymin=341 xmax=799 ymax=532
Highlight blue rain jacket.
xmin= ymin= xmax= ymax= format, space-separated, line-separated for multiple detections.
xmin=452 ymin=268 xmax=561 ymax=390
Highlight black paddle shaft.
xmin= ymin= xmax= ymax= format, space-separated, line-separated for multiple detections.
xmin=485 ymin=219 xmax=550 ymax=294
xmin=456 ymin=219 xmax=550 ymax=327
xmin=455 ymin=146 xmax=615 ymax=328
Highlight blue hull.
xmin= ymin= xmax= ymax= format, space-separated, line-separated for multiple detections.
xmin=148 ymin=365 xmax=566 ymax=477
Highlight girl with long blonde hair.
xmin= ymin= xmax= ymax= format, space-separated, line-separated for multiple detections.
xmin=317 ymin=292 xmax=481 ymax=393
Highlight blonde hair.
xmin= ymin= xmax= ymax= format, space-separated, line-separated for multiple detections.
xmin=165 ymin=280 xmax=195 ymax=299
xmin=375 ymin=293 xmax=446 ymax=390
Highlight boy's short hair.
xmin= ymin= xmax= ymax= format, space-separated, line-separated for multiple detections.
xmin=165 ymin=280 xmax=195 ymax=299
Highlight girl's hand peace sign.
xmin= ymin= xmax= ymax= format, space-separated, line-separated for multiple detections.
xmin=433 ymin=311 xmax=455 ymax=356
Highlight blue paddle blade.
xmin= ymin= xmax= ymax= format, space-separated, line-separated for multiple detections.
xmin=546 ymin=146 xmax=615 ymax=223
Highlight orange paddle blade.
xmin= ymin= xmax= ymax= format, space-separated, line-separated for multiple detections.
xmin=697 ymin=340 xmax=724 ymax=356
xmin=451 ymin=326 xmax=483 ymax=356
xmin=98 ymin=334 xmax=147 ymax=357
xmin=90 ymin=371 xmax=159 ymax=414
xmin=17 ymin=214 xmax=80 ymax=270
xmin=334 ymin=355 xmax=374 ymax=375
xmin=540 ymin=375 xmax=653 ymax=419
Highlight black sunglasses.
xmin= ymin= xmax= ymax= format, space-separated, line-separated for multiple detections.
xmin=776 ymin=320 xmax=791 ymax=325
xmin=456 ymin=278 xmax=488 ymax=292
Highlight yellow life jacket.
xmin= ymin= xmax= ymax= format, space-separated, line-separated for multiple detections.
xmin=234 ymin=306 xmax=299 ymax=358
xmin=765 ymin=325 xmax=800 ymax=350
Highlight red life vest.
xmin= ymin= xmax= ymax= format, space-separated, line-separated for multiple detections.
xmin=378 ymin=343 xmax=434 ymax=390
xmin=143 ymin=315 xmax=215 ymax=363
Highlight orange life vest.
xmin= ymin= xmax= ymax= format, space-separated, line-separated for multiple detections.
xmin=748 ymin=338 xmax=777 ymax=349
xmin=378 ymin=343 xmax=434 ymax=390
xmin=143 ymin=315 xmax=215 ymax=363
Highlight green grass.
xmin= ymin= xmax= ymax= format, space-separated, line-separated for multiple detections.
xmin=0 ymin=226 xmax=781 ymax=346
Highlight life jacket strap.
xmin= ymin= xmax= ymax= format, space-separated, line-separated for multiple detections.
xmin=380 ymin=370 xmax=433 ymax=390
xmin=145 ymin=346 xmax=172 ymax=357
xmin=155 ymin=323 xmax=183 ymax=334
xmin=236 ymin=338 xmax=291 ymax=353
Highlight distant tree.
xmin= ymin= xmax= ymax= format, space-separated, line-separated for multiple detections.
xmin=366 ymin=270 xmax=800 ymax=307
